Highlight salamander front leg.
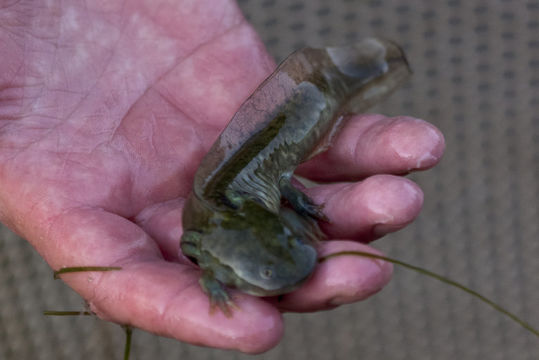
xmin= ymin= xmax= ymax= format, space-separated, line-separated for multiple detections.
xmin=181 ymin=231 xmax=238 ymax=316
xmin=279 ymin=177 xmax=329 ymax=221
xmin=199 ymin=271 xmax=238 ymax=317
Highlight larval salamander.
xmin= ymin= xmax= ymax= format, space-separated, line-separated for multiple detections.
xmin=180 ymin=38 xmax=411 ymax=314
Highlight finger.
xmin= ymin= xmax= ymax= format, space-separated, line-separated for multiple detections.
xmin=71 ymin=262 xmax=282 ymax=354
xmin=269 ymin=241 xmax=392 ymax=312
xmin=297 ymin=114 xmax=445 ymax=181
xmin=43 ymin=208 xmax=283 ymax=354
xmin=304 ymin=175 xmax=424 ymax=242
xmin=134 ymin=174 xmax=422 ymax=262
xmin=135 ymin=198 xmax=185 ymax=262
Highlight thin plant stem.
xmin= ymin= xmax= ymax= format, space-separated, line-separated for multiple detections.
xmin=43 ymin=311 xmax=93 ymax=316
xmin=122 ymin=326 xmax=133 ymax=360
xmin=54 ymin=266 xmax=122 ymax=279
xmin=319 ymin=250 xmax=539 ymax=338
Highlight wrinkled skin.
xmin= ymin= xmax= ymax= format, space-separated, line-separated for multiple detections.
xmin=0 ymin=0 xmax=445 ymax=354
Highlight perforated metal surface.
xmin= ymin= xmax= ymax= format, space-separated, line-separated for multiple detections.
xmin=1 ymin=1 xmax=538 ymax=359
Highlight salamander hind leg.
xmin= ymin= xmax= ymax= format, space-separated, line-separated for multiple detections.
xmin=279 ymin=177 xmax=329 ymax=221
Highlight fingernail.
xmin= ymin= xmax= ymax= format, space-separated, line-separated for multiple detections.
xmin=370 ymin=180 xmax=423 ymax=238
xmin=389 ymin=118 xmax=445 ymax=170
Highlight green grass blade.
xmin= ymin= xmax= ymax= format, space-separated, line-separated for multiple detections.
xmin=122 ymin=325 xmax=133 ymax=360
xmin=319 ymin=250 xmax=539 ymax=338
xmin=53 ymin=266 xmax=122 ymax=279
xmin=43 ymin=311 xmax=133 ymax=359
xmin=43 ymin=311 xmax=93 ymax=316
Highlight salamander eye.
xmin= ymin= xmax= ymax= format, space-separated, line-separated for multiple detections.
xmin=260 ymin=266 xmax=274 ymax=280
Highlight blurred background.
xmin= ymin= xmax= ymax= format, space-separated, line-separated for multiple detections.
xmin=1 ymin=0 xmax=537 ymax=359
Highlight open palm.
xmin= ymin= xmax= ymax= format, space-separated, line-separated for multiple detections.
xmin=0 ymin=0 xmax=444 ymax=353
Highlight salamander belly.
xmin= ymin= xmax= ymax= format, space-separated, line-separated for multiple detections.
xmin=225 ymin=81 xmax=341 ymax=211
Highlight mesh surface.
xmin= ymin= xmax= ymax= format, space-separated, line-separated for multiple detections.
xmin=1 ymin=0 xmax=538 ymax=359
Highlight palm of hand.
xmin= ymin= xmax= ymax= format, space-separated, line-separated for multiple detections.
xmin=0 ymin=0 xmax=444 ymax=353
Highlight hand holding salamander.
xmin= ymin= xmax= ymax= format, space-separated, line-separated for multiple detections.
xmin=0 ymin=0 xmax=444 ymax=353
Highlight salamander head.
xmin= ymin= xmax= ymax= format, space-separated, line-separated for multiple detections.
xmin=181 ymin=199 xmax=318 ymax=297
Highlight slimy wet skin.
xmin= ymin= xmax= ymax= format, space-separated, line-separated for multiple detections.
xmin=180 ymin=38 xmax=411 ymax=314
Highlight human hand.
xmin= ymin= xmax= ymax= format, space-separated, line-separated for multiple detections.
xmin=0 ymin=0 xmax=444 ymax=353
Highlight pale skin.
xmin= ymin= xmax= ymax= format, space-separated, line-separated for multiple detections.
xmin=0 ymin=0 xmax=445 ymax=354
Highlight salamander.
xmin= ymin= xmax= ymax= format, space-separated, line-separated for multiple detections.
xmin=180 ymin=38 xmax=411 ymax=314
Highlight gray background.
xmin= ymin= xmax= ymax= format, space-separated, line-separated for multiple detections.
xmin=1 ymin=0 xmax=538 ymax=359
